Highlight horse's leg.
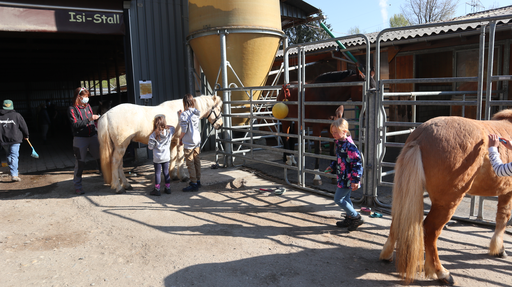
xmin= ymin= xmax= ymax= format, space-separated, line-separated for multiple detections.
xmin=423 ymin=199 xmax=462 ymax=285
xmin=119 ymin=143 xmax=133 ymax=191
xmin=111 ymin=143 xmax=132 ymax=194
xmin=282 ymin=130 xmax=288 ymax=162
xmin=313 ymin=139 xmax=322 ymax=185
xmin=489 ymin=193 xmax=512 ymax=257
xmin=380 ymin=221 xmax=396 ymax=262
xmin=177 ymin=141 xmax=189 ymax=182
xmin=286 ymin=135 xmax=298 ymax=166
xmin=110 ymin=146 xmax=124 ymax=193
xmin=280 ymin=120 xmax=288 ymax=162
xmin=169 ymin=138 xmax=179 ymax=180
xmin=291 ymin=122 xmax=297 ymax=165
xmin=283 ymin=122 xmax=296 ymax=166
xmin=282 ymin=135 xmax=290 ymax=163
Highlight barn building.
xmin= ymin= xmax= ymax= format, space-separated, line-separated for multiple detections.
xmin=0 ymin=0 xmax=318 ymax=141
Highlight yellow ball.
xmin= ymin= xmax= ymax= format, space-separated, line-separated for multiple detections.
xmin=272 ymin=102 xmax=289 ymax=119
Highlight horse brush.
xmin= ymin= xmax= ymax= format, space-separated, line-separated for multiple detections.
xmin=499 ymin=138 xmax=508 ymax=144
xmin=26 ymin=139 xmax=39 ymax=158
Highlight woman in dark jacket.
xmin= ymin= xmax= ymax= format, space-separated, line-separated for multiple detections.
xmin=67 ymin=87 xmax=100 ymax=195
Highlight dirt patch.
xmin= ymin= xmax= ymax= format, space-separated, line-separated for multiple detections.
xmin=1 ymin=161 xmax=511 ymax=287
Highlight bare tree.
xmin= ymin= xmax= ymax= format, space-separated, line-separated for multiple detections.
xmin=488 ymin=1 xmax=501 ymax=9
xmin=401 ymin=0 xmax=459 ymax=25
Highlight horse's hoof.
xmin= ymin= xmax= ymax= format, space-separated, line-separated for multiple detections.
xmin=124 ymin=184 xmax=133 ymax=190
xmin=379 ymin=253 xmax=393 ymax=262
xmin=313 ymin=179 xmax=322 ymax=186
xmin=285 ymin=155 xmax=297 ymax=166
xmin=497 ymin=250 xmax=508 ymax=258
xmin=116 ymin=189 xmax=126 ymax=194
xmin=438 ymin=274 xmax=455 ymax=286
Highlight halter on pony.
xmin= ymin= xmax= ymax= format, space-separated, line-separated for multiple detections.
xmin=205 ymin=103 xmax=222 ymax=126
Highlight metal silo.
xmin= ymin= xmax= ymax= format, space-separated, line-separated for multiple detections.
xmin=187 ymin=0 xmax=284 ymax=126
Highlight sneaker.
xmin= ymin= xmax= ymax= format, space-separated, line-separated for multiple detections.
xmin=150 ymin=188 xmax=161 ymax=196
xmin=336 ymin=215 xmax=351 ymax=228
xmin=164 ymin=188 xmax=171 ymax=194
xmin=75 ymin=188 xmax=85 ymax=195
xmin=347 ymin=214 xmax=364 ymax=231
xmin=197 ymin=180 xmax=202 ymax=188
xmin=182 ymin=183 xmax=198 ymax=192
xmin=12 ymin=176 xmax=21 ymax=182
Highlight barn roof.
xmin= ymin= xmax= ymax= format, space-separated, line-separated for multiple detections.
xmin=280 ymin=0 xmax=322 ymax=29
xmin=277 ymin=5 xmax=512 ymax=57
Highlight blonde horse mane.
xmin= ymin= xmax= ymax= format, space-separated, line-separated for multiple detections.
xmin=492 ymin=109 xmax=512 ymax=121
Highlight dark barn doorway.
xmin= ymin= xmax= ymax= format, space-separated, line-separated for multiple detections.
xmin=0 ymin=3 xmax=129 ymax=142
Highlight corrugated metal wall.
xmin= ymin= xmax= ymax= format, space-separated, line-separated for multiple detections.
xmin=126 ymin=0 xmax=190 ymax=105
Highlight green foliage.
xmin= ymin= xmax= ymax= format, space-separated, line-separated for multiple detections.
xmin=389 ymin=14 xmax=411 ymax=27
xmin=284 ymin=12 xmax=333 ymax=44
xmin=347 ymin=26 xmax=362 ymax=35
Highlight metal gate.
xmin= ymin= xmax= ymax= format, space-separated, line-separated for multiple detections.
xmin=213 ymin=34 xmax=372 ymax=200
xmin=201 ymin=14 xmax=512 ymax=226
xmin=371 ymin=15 xmax=512 ymax=226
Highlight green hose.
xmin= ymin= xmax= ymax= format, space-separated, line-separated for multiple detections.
xmin=319 ymin=22 xmax=359 ymax=66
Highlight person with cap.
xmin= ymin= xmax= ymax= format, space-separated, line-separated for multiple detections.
xmin=0 ymin=99 xmax=30 ymax=182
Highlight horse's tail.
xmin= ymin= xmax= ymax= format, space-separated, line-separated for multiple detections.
xmin=98 ymin=114 xmax=113 ymax=185
xmin=391 ymin=141 xmax=425 ymax=284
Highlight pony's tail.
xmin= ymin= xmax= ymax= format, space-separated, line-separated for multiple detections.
xmin=391 ymin=142 xmax=425 ymax=284
xmin=98 ymin=115 xmax=113 ymax=185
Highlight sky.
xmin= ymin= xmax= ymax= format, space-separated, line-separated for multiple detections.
xmin=305 ymin=0 xmax=505 ymax=36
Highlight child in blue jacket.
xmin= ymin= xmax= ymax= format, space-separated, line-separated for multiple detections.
xmin=325 ymin=118 xmax=364 ymax=231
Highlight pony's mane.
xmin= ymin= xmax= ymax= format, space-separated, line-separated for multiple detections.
xmin=491 ymin=109 xmax=512 ymax=122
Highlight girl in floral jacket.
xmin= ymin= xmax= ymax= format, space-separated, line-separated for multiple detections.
xmin=325 ymin=118 xmax=364 ymax=231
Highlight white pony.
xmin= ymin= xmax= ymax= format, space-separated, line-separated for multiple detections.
xmin=98 ymin=95 xmax=223 ymax=194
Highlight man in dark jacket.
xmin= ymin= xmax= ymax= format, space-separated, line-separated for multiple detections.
xmin=0 ymin=99 xmax=29 ymax=182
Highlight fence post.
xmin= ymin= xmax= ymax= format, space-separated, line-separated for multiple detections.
xmin=364 ymin=88 xmax=378 ymax=206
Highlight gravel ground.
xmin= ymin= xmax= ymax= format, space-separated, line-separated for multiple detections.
xmin=1 ymin=154 xmax=511 ymax=287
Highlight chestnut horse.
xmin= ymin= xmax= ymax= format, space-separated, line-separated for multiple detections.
xmin=98 ymin=95 xmax=223 ymax=194
xmin=277 ymin=69 xmax=375 ymax=185
xmin=379 ymin=110 xmax=512 ymax=285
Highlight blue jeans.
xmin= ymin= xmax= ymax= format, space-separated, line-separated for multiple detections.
xmin=2 ymin=143 xmax=20 ymax=177
xmin=334 ymin=187 xmax=358 ymax=217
